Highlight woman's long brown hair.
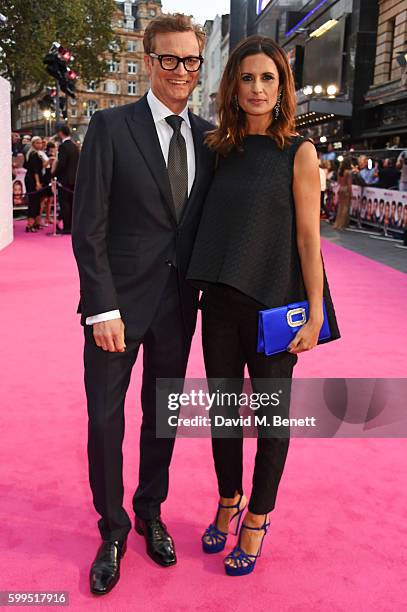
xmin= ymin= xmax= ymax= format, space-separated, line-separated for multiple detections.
xmin=205 ymin=35 xmax=298 ymax=155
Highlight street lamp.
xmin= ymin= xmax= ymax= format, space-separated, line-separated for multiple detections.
xmin=43 ymin=109 xmax=51 ymax=136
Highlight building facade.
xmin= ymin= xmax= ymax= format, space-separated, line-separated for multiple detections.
xmin=18 ymin=0 xmax=161 ymax=140
xmin=188 ymin=82 xmax=204 ymax=116
xmin=200 ymin=14 xmax=230 ymax=123
xmin=229 ymin=0 xmax=406 ymax=150
xmin=362 ymin=0 xmax=407 ymax=147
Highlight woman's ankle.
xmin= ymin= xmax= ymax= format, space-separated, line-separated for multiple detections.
xmin=243 ymin=511 xmax=268 ymax=527
xmin=219 ymin=490 xmax=242 ymax=506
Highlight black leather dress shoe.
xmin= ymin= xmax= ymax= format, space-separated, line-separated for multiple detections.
xmin=135 ymin=516 xmax=177 ymax=567
xmin=89 ymin=539 xmax=127 ymax=595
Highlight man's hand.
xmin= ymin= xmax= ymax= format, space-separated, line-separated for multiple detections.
xmin=93 ymin=319 xmax=126 ymax=352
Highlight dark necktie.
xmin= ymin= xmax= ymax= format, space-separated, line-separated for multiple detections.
xmin=165 ymin=115 xmax=188 ymax=222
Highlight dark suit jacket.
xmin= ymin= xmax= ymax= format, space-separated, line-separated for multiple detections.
xmin=55 ymin=139 xmax=79 ymax=186
xmin=72 ymin=94 xmax=215 ymax=337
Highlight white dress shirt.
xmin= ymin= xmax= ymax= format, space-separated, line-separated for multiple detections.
xmin=86 ymin=88 xmax=196 ymax=325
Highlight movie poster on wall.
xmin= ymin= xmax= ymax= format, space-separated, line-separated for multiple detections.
xmin=351 ymin=187 xmax=407 ymax=233
xmin=327 ymin=182 xmax=407 ymax=235
xmin=350 ymin=185 xmax=363 ymax=218
xmin=12 ymin=153 xmax=27 ymax=209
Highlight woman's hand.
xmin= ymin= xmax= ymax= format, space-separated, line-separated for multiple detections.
xmin=287 ymin=318 xmax=323 ymax=354
xmin=35 ymin=181 xmax=42 ymax=191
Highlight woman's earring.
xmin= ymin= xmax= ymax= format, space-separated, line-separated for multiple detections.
xmin=233 ymin=95 xmax=240 ymax=111
xmin=274 ymin=91 xmax=282 ymax=119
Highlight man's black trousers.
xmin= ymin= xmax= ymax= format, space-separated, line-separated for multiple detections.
xmin=83 ymin=268 xmax=193 ymax=541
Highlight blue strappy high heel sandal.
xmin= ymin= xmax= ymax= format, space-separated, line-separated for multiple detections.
xmin=202 ymin=494 xmax=246 ymax=554
xmin=224 ymin=514 xmax=270 ymax=576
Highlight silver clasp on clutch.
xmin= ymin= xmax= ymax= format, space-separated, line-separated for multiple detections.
xmin=286 ymin=307 xmax=307 ymax=328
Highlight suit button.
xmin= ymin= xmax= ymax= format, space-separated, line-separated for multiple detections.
xmin=165 ymin=260 xmax=172 ymax=267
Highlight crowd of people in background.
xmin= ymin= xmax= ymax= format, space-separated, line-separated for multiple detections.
xmin=11 ymin=128 xmax=80 ymax=234
xmin=11 ymin=128 xmax=407 ymax=239
xmin=318 ymin=148 xmax=407 ymax=234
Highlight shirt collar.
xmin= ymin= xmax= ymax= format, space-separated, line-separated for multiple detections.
xmin=62 ymin=137 xmax=71 ymax=143
xmin=147 ymin=88 xmax=191 ymax=128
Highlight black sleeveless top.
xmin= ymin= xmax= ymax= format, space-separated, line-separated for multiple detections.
xmin=187 ymin=134 xmax=341 ymax=342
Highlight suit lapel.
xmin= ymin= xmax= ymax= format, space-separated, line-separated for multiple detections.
xmin=125 ymin=94 xmax=177 ymax=224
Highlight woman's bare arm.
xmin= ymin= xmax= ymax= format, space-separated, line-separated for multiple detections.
xmin=287 ymin=141 xmax=324 ymax=353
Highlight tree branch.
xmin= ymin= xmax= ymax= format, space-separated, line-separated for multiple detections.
xmin=14 ymin=84 xmax=45 ymax=105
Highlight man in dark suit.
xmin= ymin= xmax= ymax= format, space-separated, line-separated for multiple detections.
xmin=72 ymin=13 xmax=214 ymax=595
xmin=54 ymin=124 xmax=79 ymax=234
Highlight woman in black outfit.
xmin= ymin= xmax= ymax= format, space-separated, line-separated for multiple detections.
xmin=187 ymin=36 xmax=340 ymax=576
xmin=24 ymin=136 xmax=46 ymax=232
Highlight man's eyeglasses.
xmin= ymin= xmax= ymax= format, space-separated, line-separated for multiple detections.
xmin=149 ymin=53 xmax=204 ymax=73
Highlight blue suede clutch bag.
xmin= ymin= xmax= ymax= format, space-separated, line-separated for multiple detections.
xmin=257 ymin=298 xmax=331 ymax=356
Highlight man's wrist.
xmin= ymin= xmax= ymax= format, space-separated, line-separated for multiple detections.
xmin=86 ymin=310 xmax=121 ymax=325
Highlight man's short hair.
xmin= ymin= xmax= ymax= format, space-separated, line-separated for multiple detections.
xmin=143 ymin=13 xmax=205 ymax=55
xmin=58 ymin=124 xmax=71 ymax=137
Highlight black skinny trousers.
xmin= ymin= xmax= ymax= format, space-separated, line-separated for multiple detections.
xmin=201 ymin=283 xmax=298 ymax=515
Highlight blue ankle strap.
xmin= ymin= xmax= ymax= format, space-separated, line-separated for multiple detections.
xmin=237 ymin=515 xmax=270 ymax=557
xmin=241 ymin=521 xmax=270 ymax=532
xmin=218 ymin=494 xmax=243 ymax=510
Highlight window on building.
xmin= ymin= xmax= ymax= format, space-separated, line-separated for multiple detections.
xmin=84 ymin=100 xmax=98 ymax=117
xmin=70 ymin=109 xmax=77 ymax=117
xmin=104 ymin=80 xmax=119 ymax=94
xmin=128 ymin=61 xmax=138 ymax=74
xmin=109 ymin=100 xmax=117 ymax=108
xmin=86 ymin=81 xmax=97 ymax=91
xmin=108 ymin=60 xmax=120 ymax=73
xmin=128 ymin=81 xmax=138 ymax=95
xmin=127 ymin=39 xmax=136 ymax=52
xmin=124 ymin=2 xmax=132 ymax=16
xmin=125 ymin=18 xmax=134 ymax=31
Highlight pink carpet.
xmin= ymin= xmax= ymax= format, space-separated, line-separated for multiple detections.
xmin=1 ymin=220 xmax=406 ymax=611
